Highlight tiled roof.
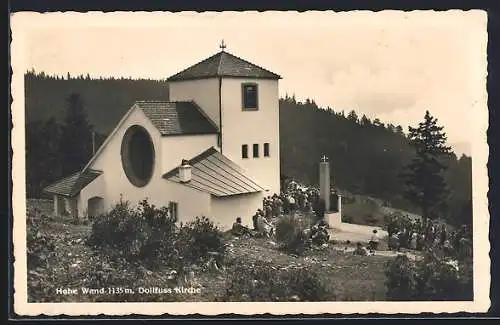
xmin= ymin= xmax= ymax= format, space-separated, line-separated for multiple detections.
xmin=163 ymin=147 xmax=265 ymax=197
xmin=167 ymin=51 xmax=281 ymax=81
xmin=137 ymin=101 xmax=219 ymax=136
xmin=43 ymin=169 xmax=102 ymax=198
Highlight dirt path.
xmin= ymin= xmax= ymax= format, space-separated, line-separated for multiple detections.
xmin=330 ymin=245 xmax=422 ymax=261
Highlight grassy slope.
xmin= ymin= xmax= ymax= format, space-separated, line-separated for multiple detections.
xmin=27 ymin=200 xmax=392 ymax=302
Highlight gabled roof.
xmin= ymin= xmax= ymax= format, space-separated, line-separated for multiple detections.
xmin=43 ymin=169 xmax=102 ymax=198
xmin=163 ymin=147 xmax=265 ymax=197
xmin=167 ymin=51 xmax=281 ymax=81
xmin=137 ymin=101 xmax=219 ymax=136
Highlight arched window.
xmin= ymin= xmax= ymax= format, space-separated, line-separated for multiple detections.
xmin=87 ymin=196 xmax=105 ymax=217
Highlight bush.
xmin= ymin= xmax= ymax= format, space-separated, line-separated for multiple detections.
xmin=87 ymin=199 xmax=181 ymax=269
xmin=385 ymin=255 xmax=415 ymax=300
xmin=223 ymin=259 xmax=330 ymax=301
xmin=275 ymin=215 xmax=309 ymax=254
xmin=87 ymin=200 xmax=226 ymax=270
xmin=175 ymin=216 xmax=226 ymax=266
xmin=385 ymin=250 xmax=473 ymax=301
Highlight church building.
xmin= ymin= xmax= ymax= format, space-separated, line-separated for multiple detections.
xmin=43 ymin=43 xmax=282 ymax=230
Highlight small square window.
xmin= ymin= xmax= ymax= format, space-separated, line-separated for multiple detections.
xmin=264 ymin=143 xmax=270 ymax=157
xmin=253 ymin=144 xmax=259 ymax=158
xmin=242 ymin=144 xmax=248 ymax=159
xmin=242 ymin=84 xmax=258 ymax=110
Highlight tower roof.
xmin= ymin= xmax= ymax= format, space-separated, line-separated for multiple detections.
xmin=167 ymin=51 xmax=281 ymax=81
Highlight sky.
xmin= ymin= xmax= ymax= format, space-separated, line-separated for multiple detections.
xmin=15 ymin=10 xmax=487 ymax=156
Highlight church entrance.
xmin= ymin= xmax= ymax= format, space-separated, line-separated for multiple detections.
xmin=87 ymin=196 xmax=105 ymax=218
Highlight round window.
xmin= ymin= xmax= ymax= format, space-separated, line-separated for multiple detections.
xmin=121 ymin=125 xmax=155 ymax=187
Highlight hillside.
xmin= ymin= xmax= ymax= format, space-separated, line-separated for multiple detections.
xmin=24 ymin=72 xmax=472 ymax=226
xmin=25 ymin=71 xmax=170 ymax=134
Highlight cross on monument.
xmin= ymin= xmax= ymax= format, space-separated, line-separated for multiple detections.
xmin=321 ymin=154 xmax=328 ymax=163
xmin=219 ymin=39 xmax=227 ymax=51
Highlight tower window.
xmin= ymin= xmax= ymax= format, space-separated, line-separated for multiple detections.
xmin=253 ymin=144 xmax=259 ymax=158
xmin=242 ymin=83 xmax=258 ymax=110
xmin=264 ymin=143 xmax=270 ymax=157
xmin=242 ymin=144 xmax=248 ymax=159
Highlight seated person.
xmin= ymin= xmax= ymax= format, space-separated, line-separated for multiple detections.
xmin=231 ymin=217 xmax=250 ymax=237
xmin=256 ymin=213 xmax=274 ymax=237
xmin=353 ymin=242 xmax=368 ymax=256
xmin=311 ymin=222 xmax=330 ymax=245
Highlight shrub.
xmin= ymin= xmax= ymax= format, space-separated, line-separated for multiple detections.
xmin=175 ymin=216 xmax=226 ymax=266
xmin=87 ymin=200 xmax=226 ymax=270
xmin=87 ymin=199 xmax=179 ymax=269
xmin=275 ymin=215 xmax=309 ymax=254
xmin=385 ymin=255 xmax=415 ymax=300
xmin=223 ymin=259 xmax=330 ymax=301
xmin=385 ymin=250 xmax=473 ymax=301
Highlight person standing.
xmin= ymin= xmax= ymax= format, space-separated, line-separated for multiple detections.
xmin=369 ymin=229 xmax=380 ymax=253
xmin=314 ymin=197 xmax=326 ymax=222
xmin=252 ymin=211 xmax=260 ymax=231
xmin=440 ymin=224 xmax=447 ymax=246
xmin=288 ymin=195 xmax=296 ymax=214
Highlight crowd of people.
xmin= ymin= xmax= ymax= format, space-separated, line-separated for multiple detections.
xmin=231 ymin=180 xmax=329 ymax=242
xmin=386 ymin=214 xmax=472 ymax=256
xmin=231 ymin=180 xmax=472 ymax=258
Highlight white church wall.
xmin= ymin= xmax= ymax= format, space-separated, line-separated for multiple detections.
xmin=78 ymin=173 xmax=106 ymax=218
xmin=82 ymin=105 xmax=213 ymax=222
xmin=168 ymin=78 xmax=221 ymax=127
xmin=220 ymin=78 xmax=281 ymax=195
xmin=160 ymin=134 xmax=217 ymax=174
xmin=166 ymin=181 xmax=212 ymax=225
xmin=86 ymin=106 xmax=166 ymax=211
xmin=210 ymin=192 xmax=264 ymax=231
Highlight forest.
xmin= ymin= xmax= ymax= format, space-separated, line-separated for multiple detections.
xmin=24 ymin=71 xmax=472 ymax=226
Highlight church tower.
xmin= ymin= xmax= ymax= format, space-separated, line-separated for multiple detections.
xmin=167 ymin=41 xmax=281 ymax=194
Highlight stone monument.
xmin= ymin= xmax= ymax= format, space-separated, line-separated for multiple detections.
xmin=319 ymin=155 xmax=342 ymax=229
xmin=319 ymin=155 xmax=330 ymax=211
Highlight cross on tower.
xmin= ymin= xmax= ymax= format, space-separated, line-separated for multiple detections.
xmin=219 ymin=39 xmax=227 ymax=51
xmin=321 ymin=154 xmax=328 ymax=163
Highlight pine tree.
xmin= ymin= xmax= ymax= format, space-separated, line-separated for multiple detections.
xmin=347 ymin=110 xmax=359 ymax=123
xmin=59 ymin=93 xmax=93 ymax=176
xmin=26 ymin=118 xmax=62 ymax=197
xmin=360 ymin=114 xmax=371 ymax=126
xmin=373 ymin=118 xmax=384 ymax=128
xmin=402 ymin=110 xmax=451 ymax=225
